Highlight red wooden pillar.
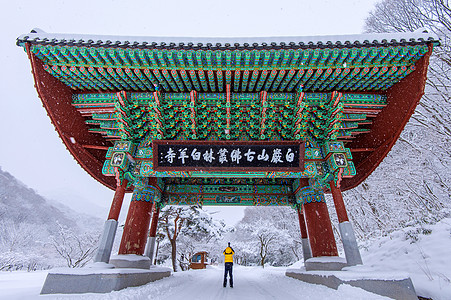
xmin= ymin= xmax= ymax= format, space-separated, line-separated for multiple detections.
xmin=296 ymin=207 xmax=308 ymax=239
xmin=303 ymin=201 xmax=338 ymax=257
xmin=330 ymin=181 xmax=349 ymax=223
xmin=94 ymin=179 xmax=129 ymax=263
xmin=329 ymin=181 xmax=363 ymax=265
xmin=145 ymin=206 xmax=161 ymax=262
xmin=108 ymin=179 xmax=128 ymax=221
xmin=118 ymin=179 xmax=158 ymax=255
xmin=149 ymin=206 xmax=161 ymax=238
xmin=297 ymin=206 xmax=312 ymax=261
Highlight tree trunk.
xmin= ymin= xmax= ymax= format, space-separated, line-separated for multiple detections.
xmin=260 ymin=243 xmax=266 ymax=268
xmin=154 ymin=240 xmax=160 ymax=265
xmin=170 ymin=239 xmax=177 ymax=272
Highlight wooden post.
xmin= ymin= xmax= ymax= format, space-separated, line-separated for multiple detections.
xmin=94 ymin=179 xmax=129 ymax=263
xmin=118 ymin=179 xmax=158 ymax=255
xmin=149 ymin=205 xmax=160 ymax=237
xmin=108 ymin=179 xmax=128 ymax=221
xmin=144 ymin=206 xmax=161 ymax=263
xmin=303 ymin=201 xmax=338 ymax=257
xmin=118 ymin=201 xmax=154 ymax=255
xmin=330 ymin=181 xmax=349 ymax=223
xmin=330 ymin=181 xmax=362 ymax=266
xmin=296 ymin=206 xmax=312 ymax=261
xmin=297 ymin=207 xmax=308 ymax=239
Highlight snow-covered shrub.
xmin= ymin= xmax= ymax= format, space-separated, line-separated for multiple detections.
xmin=230 ymin=207 xmax=302 ymax=267
xmin=50 ymin=223 xmax=99 ymax=268
xmin=350 ymin=0 xmax=451 ymax=241
xmin=156 ymin=205 xmax=227 ymax=272
xmin=0 ymin=251 xmax=52 ymax=271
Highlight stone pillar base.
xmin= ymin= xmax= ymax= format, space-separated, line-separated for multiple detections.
xmin=304 ymin=256 xmax=347 ymax=271
xmin=93 ymin=219 xmax=118 ymax=263
xmin=110 ymin=254 xmax=151 ymax=269
xmin=338 ymin=221 xmax=363 ymax=266
xmin=286 ymin=268 xmax=417 ymax=300
xmin=144 ymin=236 xmax=157 ymax=262
xmin=40 ymin=266 xmax=171 ymax=294
xmin=301 ymin=238 xmax=312 ymax=261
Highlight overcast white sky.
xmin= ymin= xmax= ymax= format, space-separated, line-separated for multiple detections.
xmin=0 ymin=0 xmax=380 ymax=225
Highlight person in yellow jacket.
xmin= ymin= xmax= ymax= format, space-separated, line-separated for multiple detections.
xmin=223 ymin=242 xmax=235 ymax=288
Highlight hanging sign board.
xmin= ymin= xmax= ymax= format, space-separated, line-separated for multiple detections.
xmin=153 ymin=140 xmax=304 ymax=172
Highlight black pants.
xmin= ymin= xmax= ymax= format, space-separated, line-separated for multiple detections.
xmin=224 ymin=262 xmax=233 ymax=286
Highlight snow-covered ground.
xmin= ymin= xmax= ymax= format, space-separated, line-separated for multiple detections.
xmin=0 ymin=218 xmax=450 ymax=300
xmin=361 ymin=217 xmax=451 ymax=300
xmin=0 ymin=266 xmax=389 ymax=300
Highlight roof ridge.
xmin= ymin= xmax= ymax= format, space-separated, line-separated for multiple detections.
xmin=17 ymin=29 xmax=440 ymax=50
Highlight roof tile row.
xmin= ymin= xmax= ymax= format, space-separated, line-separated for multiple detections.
xmin=17 ymin=28 xmax=439 ymax=50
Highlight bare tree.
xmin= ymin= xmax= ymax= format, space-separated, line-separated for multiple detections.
xmin=233 ymin=210 xmax=292 ymax=267
xmin=51 ymin=223 xmax=98 ymax=268
xmin=256 ymin=228 xmax=277 ymax=268
xmin=343 ymin=0 xmax=451 ymax=239
xmin=0 ymin=220 xmax=35 ymax=252
xmin=365 ymin=0 xmax=451 ymax=146
xmin=158 ymin=206 xmax=186 ymax=272
xmin=158 ymin=205 xmax=226 ymax=272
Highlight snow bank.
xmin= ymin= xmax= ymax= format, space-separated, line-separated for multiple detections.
xmin=361 ymin=217 xmax=451 ymax=300
xmin=306 ymin=256 xmax=346 ymax=263
xmin=0 ymin=265 xmax=390 ymax=299
xmin=1 ymin=218 xmax=449 ymax=299
xmin=109 ymin=254 xmax=150 ymax=262
xmin=46 ymin=266 xmax=171 ymax=275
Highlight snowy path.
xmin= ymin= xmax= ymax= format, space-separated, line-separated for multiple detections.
xmin=0 ymin=266 xmax=390 ymax=300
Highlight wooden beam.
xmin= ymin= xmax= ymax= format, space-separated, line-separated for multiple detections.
xmin=350 ymin=148 xmax=375 ymax=152
xmin=82 ymin=144 xmax=110 ymax=151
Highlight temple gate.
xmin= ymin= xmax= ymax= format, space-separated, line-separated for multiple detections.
xmin=17 ymin=28 xmax=437 ymax=294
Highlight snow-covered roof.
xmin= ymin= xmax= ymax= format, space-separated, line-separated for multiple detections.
xmin=17 ymin=28 xmax=439 ymax=50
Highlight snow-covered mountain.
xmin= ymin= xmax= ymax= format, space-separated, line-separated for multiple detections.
xmin=0 ymin=166 xmax=102 ymax=270
xmin=0 ymin=167 xmax=75 ymax=232
xmin=0 ymin=166 xmax=102 ymax=233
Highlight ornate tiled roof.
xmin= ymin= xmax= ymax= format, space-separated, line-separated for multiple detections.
xmin=18 ymin=29 xmax=435 ymax=191
xmin=17 ymin=28 xmax=438 ymax=50
xmin=16 ymin=29 xmax=438 ymax=94
xmin=17 ymin=29 xmax=439 ymax=50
